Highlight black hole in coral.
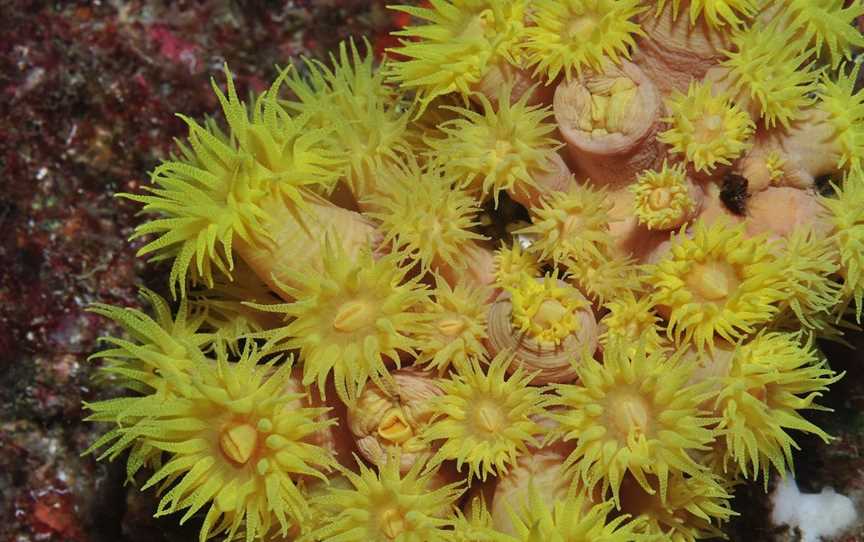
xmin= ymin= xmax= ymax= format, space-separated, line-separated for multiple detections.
xmin=720 ymin=174 xmax=749 ymax=216
xmin=814 ymin=174 xmax=837 ymax=197
xmin=477 ymin=191 xmax=531 ymax=246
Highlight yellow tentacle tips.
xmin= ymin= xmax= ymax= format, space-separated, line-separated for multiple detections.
xmin=420 ymin=353 xmax=550 ymax=481
xmin=781 ymin=0 xmax=864 ymax=68
xmin=618 ymin=472 xmax=736 ymax=541
xmin=386 ymin=0 xmax=527 ymax=112
xmin=656 ymin=0 xmax=756 ymax=28
xmin=308 ymin=454 xmax=465 ymax=542
xmin=632 ymin=161 xmax=697 ymax=230
xmin=415 ymin=278 xmax=492 ymax=374
xmin=508 ymin=485 xmax=645 ymax=541
xmin=600 ymin=291 xmax=665 ymax=354
xmin=246 ymin=237 xmax=431 ymax=405
xmin=121 ymin=65 xmax=342 ymax=297
xmin=281 ymin=38 xmax=412 ymax=200
xmin=84 ymin=343 xmax=337 ymax=542
xmin=507 ymin=272 xmax=589 ymax=345
xmin=772 ymin=227 xmax=842 ymax=332
xmin=719 ymin=21 xmax=818 ymax=129
xmin=817 ymin=62 xmax=864 ymax=174
xmin=708 ymin=331 xmax=842 ymax=485
xmin=523 ymin=0 xmax=647 ymax=82
xmin=658 ymin=82 xmax=754 ymax=173
xmin=550 ymin=340 xmax=716 ymax=508
xmin=820 ymin=170 xmax=864 ymax=322
xmin=515 ymin=183 xmax=615 ymax=266
xmin=425 ymin=81 xmax=562 ymax=207
xmin=649 ymin=220 xmax=787 ymax=353
xmin=364 ymin=158 xmax=488 ymax=273
xmin=494 ymin=241 xmax=542 ymax=289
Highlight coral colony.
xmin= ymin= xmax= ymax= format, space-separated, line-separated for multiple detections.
xmin=84 ymin=0 xmax=864 ymax=540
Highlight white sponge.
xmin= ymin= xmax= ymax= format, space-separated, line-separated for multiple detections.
xmin=771 ymin=475 xmax=857 ymax=542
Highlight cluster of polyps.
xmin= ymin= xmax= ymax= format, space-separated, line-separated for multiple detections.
xmin=84 ymin=1 xmax=864 ymax=540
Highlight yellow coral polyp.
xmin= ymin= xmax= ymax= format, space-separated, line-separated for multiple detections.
xmin=600 ymin=292 xmax=665 ymax=353
xmin=386 ymin=0 xmax=526 ymax=112
xmin=720 ymin=22 xmax=817 ymax=129
xmin=817 ymin=62 xmax=864 ymax=174
xmin=493 ymin=241 xmax=541 ymax=289
xmin=632 ymin=161 xmax=696 ymax=230
xmin=619 ymin=472 xmax=735 ymax=541
xmin=774 ymin=227 xmax=842 ymax=331
xmin=308 ymin=454 xmax=464 ymax=541
xmin=121 ymin=64 xmax=344 ymax=297
xmin=248 ymin=238 xmax=430 ymax=404
xmin=365 ymin=159 xmax=487 ymax=272
xmin=282 ymin=39 xmax=412 ymax=199
xmin=820 ymin=170 xmax=864 ymax=322
xmin=566 ymin=73 xmax=639 ymax=137
xmin=780 ymin=0 xmax=864 ymax=68
xmin=85 ymin=345 xmax=336 ymax=542
xmin=551 ymin=340 xmax=716 ymax=507
xmin=421 ymin=353 xmax=550 ymax=481
xmin=426 ymin=82 xmax=561 ymax=207
xmin=523 ymin=0 xmax=646 ymax=82
xmin=516 ymin=183 xmax=615 ymax=265
xmin=508 ymin=485 xmax=644 ymax=541
xmin=507 ymin=273 xmax=589 ymax=345
xmin=656 ymin=0 xmax=756 ymax=27
xmin=658 ymin=82 xmax=754 ymax=173
xmin=415 ymin=279 xmax=491 ymax=373
xmin=709 ymin=331 xmax=842 ymax=483
xmin=649 ymin=220 xmax=786 ymax=352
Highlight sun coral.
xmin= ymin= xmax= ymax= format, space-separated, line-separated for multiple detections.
xmin=655 ymin=0 xmax=756 ymax=27
xmin=632 ymin=161 xmax=698 ymax=230
xmin=507 ymin=485 xmax=643 ymax=541
xmin=820 ymin=171 xmax=864 ymax=322
xmin=523 ymin=0 xmax=646 ymax=82
xmin=550 ymin=339 xmax=716 ymax=507
xmin=493 ymin=241 xmax=541 ymax=289
xmin=386 ymin=0 xmax=526 ymax=112
xmin=87 ymin=290 xmax=200 ymax=395
xmin=248 ymin=238 xmax=430 ymax=404
xmin=507 ymin=272 xmax=590 ymax=346
xmin=658 ymin=81 xmax=754 ymax=172
xmin=515 ymin=184 xmax=615 ymax=265
xmin=618 ymin=472 xmax=735 ymax=541
xmin=773 ymin=228 xmax=842 ymax=332
xmin=122 ymin=67 xmax=343 ymax=297
xmin=817 ymin=62 xmax=864 ymax=174
xmin=599 ymin=291 xmax=665 ymax=353
xmin=708 ymin=331 xmax=842 ymax=483
xmin=421 ymin=353 xmax=550 ymax=481
xmin=306 ymin=453 xmax=464 ymax=541
xmin=778 ymin=0 xmax=864 ymax=68
xmin=282 ymin=39 xmax=412 ymax=200
xmin=718 ymin=22 xmax=817 ymax=129
xmin=415 ymin=279 xmax=491 ymax=374
xmin=426 ymin=82 xmax=561 ymax=207
xmin=365 ymin=159 xmax=487 ymax=273
xmin=85 ymin=344 xmax=336 ymax=542
xmin=649 ymin=220 xmax=786 ymax=352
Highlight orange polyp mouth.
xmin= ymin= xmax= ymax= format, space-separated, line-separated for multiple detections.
xmin=219 ymin=422 xmax=258 ymax=466
xmin=377 ymin=410 xmax=414 ymax=444
xmin=437 ymin=316 xmax=467 ymax=337
xmin=686 ymin=261 xmax=740 ymax=303
xmin=606 ymin=390 xmax=652 ymax=440
xmin=332 ymin=300 xmax=375 ymax=332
